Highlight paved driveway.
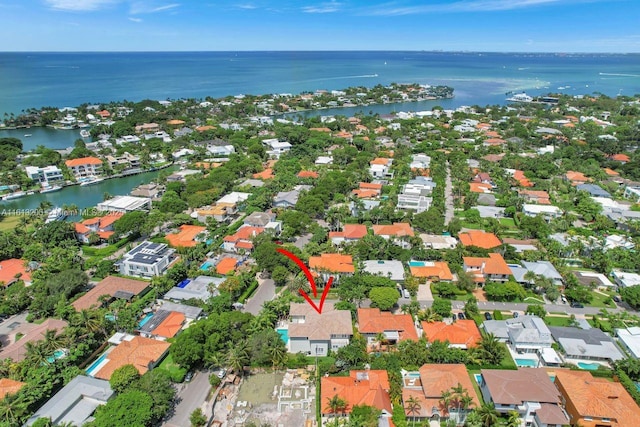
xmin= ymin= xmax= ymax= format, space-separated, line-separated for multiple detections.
xmin=0 ymin=312 xmax=31 ymax=347
xmin=163 ymin=370 xmax=211 ymax=427
xmin=243 ymin=278 xmax=275 ymax=315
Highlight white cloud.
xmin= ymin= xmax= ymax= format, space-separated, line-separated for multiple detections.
xmin=302 ymin=1 xmax=343 ymax=13
xmin=128 ymin=16 xmax=143 ymax=22
xmin=363 ymin=0 xmax=601 ymax=16
xmin=236 ymin=3 xmax=257 ymax=9
xmin=130 ymin=1 xmax=180 ymax=14
xmin=44 ymin=0 xmax=122 ymax=11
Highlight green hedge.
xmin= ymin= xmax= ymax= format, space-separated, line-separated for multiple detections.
xmin=238 ymin=280 xmax=259 ymax=303
xmin=82 ymin=237 xmax=131 ymax=257
xmin=616 ymin=368 xmax=640 ymax=405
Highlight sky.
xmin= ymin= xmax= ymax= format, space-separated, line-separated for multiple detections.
xmin=0 ymin=0 xmax=638 ymax=52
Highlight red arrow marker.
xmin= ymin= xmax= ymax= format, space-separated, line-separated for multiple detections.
xmin=276 ymin=247 xmax=334 ymax=314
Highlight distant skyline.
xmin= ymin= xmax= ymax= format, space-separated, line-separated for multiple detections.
xmin=0 ymin=0 xmax=638 ymax=52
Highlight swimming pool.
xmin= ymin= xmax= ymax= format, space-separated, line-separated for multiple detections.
xmin=46 ymin=349 xmax=66 ymax=364
xmin=200 ymin=261 xmax=213 ymax=271
xmin=408 ymin=261 xmax=427 ymax=267
xmin=406 ymin=372 xmax=421 ymax=378
xmin=176 ymin=279 xmax=191 ymax=288
xmin=86 ymin=353 xmax=109 ymax=377
xmin=474 ymin=374 xmax=483 ymax=384
xmin=276 ymin=328 xmax=289 ymax=344
xmin=515 ymin=358 xmax=538 ymax=367
xmin=138 ymin=313 xmax=154 ymax=327
xmin=578 ymin=362 xmax=601 ymax=370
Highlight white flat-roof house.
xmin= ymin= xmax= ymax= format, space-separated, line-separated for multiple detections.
xmin=612 ymin=270 xmax=640 ymax=288
xmin=623 ymin=186 xmax=640 ymax=203
xmin=97 ymin=195 xmax=152 ymax=213
xmin=262 ymin=138 xmax=292 ymax=158
xmin=616 ymin=327 xmax=640 ymax=359
xmin=116 ymin=241 xmax=176 ymax=278
xmin=522 ymin=204 xmax=562 ymax=220
xmin=24 ymin=165 xmax=64 ymax=185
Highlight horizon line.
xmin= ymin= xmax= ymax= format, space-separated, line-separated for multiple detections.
xmin=0 ymin=49 xmax=639 ymax=55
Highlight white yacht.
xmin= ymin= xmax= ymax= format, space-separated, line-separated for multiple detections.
xmin=45 ymin=207 xmax=67 ymax=224
xmin=41 ymin=185 xmax=63 ymax=193
xmin=80 ymin=129 xmax=90 ymax=138
xmin=2 ymin=191 xmax=26 ymax=200
xmin=506 ymin=93 xmax=534 ymax=103
xmin=80 ymin=176 xmax=105 ymax=186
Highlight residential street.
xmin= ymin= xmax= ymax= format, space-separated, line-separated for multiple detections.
xmin=444 ymin=161 xmax=454 ymax=225
xmin=162 ymin=370 xmax=211 ymax=427
xmin=243 ymin=277 xmax=275 ymax=315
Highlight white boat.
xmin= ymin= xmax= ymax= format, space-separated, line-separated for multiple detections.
xmin=80 ymin=130 xmax=90 ymax=138
xmin=41 ymin=185 xmax=63 ymax=193
xmin=3 ymin=191 xmax=26 ymax=200
xmin=80 ymin=177 xmax=105 ymax=186
xmin=45 ymin=207 xmax=66 ymax=224
xmin=506 ymin=93 xmax=534 ymax=103
xmin=24 ymin=134 xmax=32 ymax=137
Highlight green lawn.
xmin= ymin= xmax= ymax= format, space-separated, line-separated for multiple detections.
xmin=467 ymin=370 xmax=485 ymax=404
xmin=0 ymin=215 xmax=21 ymax=232
xmin=499 ymin=218 xmax=516 ymax=228
xmin=157 ymin=353 xmax=186 ymax=380
xmin=588 ymin=291 xmax=616 ymax=309
xmin=544 ymin=316 xmax=574 ymax=327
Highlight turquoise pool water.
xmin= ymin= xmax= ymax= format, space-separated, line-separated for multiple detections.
xmin=200 ymin=261 xmax=213 ymax=271
xmin=86 ymin=353 xmax=108 ymax=377
xmin=138 ymin=313 xmax=154 ymax=327
xmin=46 ymin=349 xmax=66 ymax=364
xmin=549 ymin=376 xmax=556 ymax=382
xmin=635 ymin=382 xmax=640 ymax=392
xmin=408 ymin=261 xmax=426 ymax=267
xmin=276 ymin=328 xmax=289 ymax=344
xmin=578 ymin=362 xmax=601 ymax=370
xmin=406 ymin=372 xmax=421 ymax=378
xmin=474 ymin=374 xmax=483 ymax=384
xmin=515 ymin=358 xmax=538 ymax=367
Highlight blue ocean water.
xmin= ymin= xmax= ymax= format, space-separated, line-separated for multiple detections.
xmin=1 ymin=51 xmax=639 ymax=117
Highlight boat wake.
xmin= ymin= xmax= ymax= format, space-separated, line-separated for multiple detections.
xmin=599 ymin=72 xmax=640 ymax=78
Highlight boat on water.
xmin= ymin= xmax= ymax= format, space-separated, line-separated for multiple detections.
xmin=45 ymin=207 xmax=67 ymax=224
xmin=80 ymin=177 xmax=105 ymax=186
xmin=2 ymin=191 xmax=26 ymax=201
xmin=80 ymin=129 xmax=90 ymax=138
xmin=506 ymin=92 xmax=534 ymax=103
xmin=40 ymin=185 xmax=63 ymax=193
xmin=24 ymin=134 xmax=32 ymax=137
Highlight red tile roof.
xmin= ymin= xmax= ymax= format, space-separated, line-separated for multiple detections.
xmin=463 ymin=253 xmax=512 ymax=278
xmin=72 ymin=276 xmax=150 ymax=311
xmin=373 ymin=223 xmax=414 ymax=238
xmin=321 ymin=370 xmax=392 ymax=415
xmin=216 ymin=257 xmax=238 ymax=275
xmin=610 ymin=154 xmax=630 ymax=162
xmin=165 ymin=225 xmax=206 ymax=248
xmin=357 ymin=308 xmax=418 ymax=341
xmin=0 ymin=259 xmax=31 ymax=286
xmin=309 ymin=254 xmax=355 ymax=274
xmin=65 ymin=156 xmax=102 ymax=167
xmin=421 ymin=320 xmax=482 ymax=348
xmin=0 ymin=378 xmax=26 ymax=400
xmin=329 ymin=224 xmax=368 ymax=241
xmin=458 ymin=230 xmax=501 ymax=249
xmin=152 ymin=311 xmax=185 ymax=338
xmin=410 ymin=262 xmax=454 ymax=281
xmin=297 ymin=170 xmax=319 ymax=179
xmin=95 ymin=336 xmax=170 ymax=380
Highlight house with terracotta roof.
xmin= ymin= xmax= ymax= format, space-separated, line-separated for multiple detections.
xmin=357 ymin=308 xmax=419 ymax=347
xmin=463 ymin=253 xmax=512 ymax=284
xmin=309 ymin=253 xmax=354 ymax=283
xmin=402 ymin=364 xmax=480 ymax=422
xmin=65 ymin=157 xmax=103 ymax=178
xmin=421 ymin=320 xmax=481 ymax=349
xmin=297 ymin=170 xmax=319 ymax=179
xmin=352 ymin=182 xmax=383 ymax=199
xmin=555 ymin=370 xmax=640 ymax=427
xmin=565 ymin=171 xmax=592 ymax=186
xmin=373 ymin=223 xmax=414 ymax=248
xmin=252 ymin=168 xmax=274 ymax=180
xmin=472 ymin=172 xmax=494 ymax=187
xmin=92 ymin=336 xmax=170 ymax=380
xmin=72 ymin=276 xmax=150 ymax=311
xmin=508 ymin=169 xmax=534 ymax=187
xmin=519 ymin=189 xmax=551 ymax=205
xmin=329 ymin=224 xmax=368 ymax=245
xmin=74 ymin=212 xmax=123 ymax=244
xmin=286 ymin=302 xmax=352 ymax=356
xmin=409 ymin=262 xmax=454 ymax=282
xmin=609 ymin=153 xmax=630 ymax=164
xmin=0 ymin=319 xmax=68 ymax=362
xmin=164 ymin=225 xmax=207 ymax=248
xmin=469 ymin=182 xmax=493 ymax=193
xmin=222 ymin=226 xmax=265 ymax=253
xmin=458 ymin=230 xmax=502 ymax=249
xmin=215 ymin=257 xmax=238 ymax=275
xmin=321 ymin=370 xmax=392 ymax=421
xmin=479 ymin=369 xmax=568 ymax=426
xmin=0 ymin=378 xmax=26 ymax=400
xmin=137 ymin=310 xmax=186 ymax=340
xmin=0 ymin=258 xmax=34 ymax=286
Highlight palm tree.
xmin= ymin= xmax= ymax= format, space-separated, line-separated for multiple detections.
xmin=506 ymin=410 xmax=522 ymax=427
xmin=41 ymin=329 xmax=65 ymax=354
xmin=268 ymin=342 xmax=287 ymax=370
xmin=440 ymin=389 xmax=453 ymax=416
xmin=375 ymin=332 xmax=386 ymax=352
xmin=326 ymin=394 xmax=348 ymax=418
xmin=405 ymin=395 xmax=422 ymax=426
xmin=476 ymin=403 xmax=499 ymax=427
xmin=0 ymin=393 xmax=29 ymax=426
xmin=72 ymin=309 xmax=106 ymax=337
xmin=226 ymin=342 xmax=250 ymax=377
xmin=25 ymin=341 xmax=50 ymax=367
xmin=477 ymin=333 xmax=505 ymax=365
xmin=458 ymin=392 xmax=475 ymax=424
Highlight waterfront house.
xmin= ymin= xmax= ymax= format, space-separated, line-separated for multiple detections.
xmin=25 ymin=376 xmax=114 ymax=426
xmin=116 ymin=241 xmax=176 ymax=278
xmin=402 ymin=364 xmax=480 ymax=423
xmin=74 ymin=212 xmax=123 ymax=243
xmin=463 ymin=253 xmax=512 ymax=284
xmin=24 ymin=165 xmax=64 ymax=185
xmin=73 ymin=276 xmax=150 ymax=311
xmin=554 ymin=370 xmax=640 ymax=427
xmin=0 ymin=258 xmax=34 ymax=286
xmin=165 ymin=224 xmax=207 ymax=248
xmin=478 ymin=369 xmax=568 ymax=426
xmin=421 ymin=320 xmax=481 ymax=349
xmin=458 ymin=230 xmax=501 ymax=249
xmin=96 ymin=195 xmax=151 ymax=213
xmin=357 ymin=308 xmax=419 ymax=348
xmin=286 ymin=302 xmax=352 ymax=356
xmin=65 ymin=157 xmax=103 ymax=178
xmin=321 ymin=370 xmax=392 ymax=421
xmin=329 ymin=224 xmax=368 ymax=245
xmin=92 ymin=336 xmax=170 ymax=380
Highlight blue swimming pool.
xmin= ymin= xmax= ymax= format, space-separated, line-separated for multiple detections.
xmin=515 ymin=358 xmax=538 ymax=367
xmin=46 ymin=349 xmax=66 ymax=364
xmin=474 ymin=374 xmax=483 ymax=384
xmin=138 ymin=313 xmax=154 ymax=327
xmin=200 ymin=261 xmax=213 ymax=271
xmin=408 ymin=261 xmax=426 ymax=267
xmin=406 ymin=372 xmax=421 ymax=378
xmin=86 ymin=353 xmax=108 ymax=377
xmin=578 ymin=362 xmax=601 ymax=370
xmin=176 ymin=279 xmax=191 ymax=288
xmin=276 ymin=328 xmax=289 ymax=344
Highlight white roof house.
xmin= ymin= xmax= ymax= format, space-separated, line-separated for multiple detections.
xmin=362 ymin=260 xmax=405 ymax=282
xmin=96 ymin=195 xmax=151 ymax=213
xmin=612 ymin=271 xmax=640 ymax=288
xmin=616 ymin=327 xmax=640 ymax=359
xmin=522 ymin=204 xmax=562 ymax=219
xmin=217 ymin=192 xmax=251 ymax=205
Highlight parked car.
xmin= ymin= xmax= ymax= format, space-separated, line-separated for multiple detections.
xmin=570 ymin=302 xmax=584 ymax=308
xmin=184 ymin=371 xmax=193 ymax=382
xmin=613 ymin=296 xmax=621 ymax=303
xmin=215 ymin=368 xmax=227 ymax=379
xmin=484 ymin=312 xmax=493 ymax=320
xmin=457 ymin=312 xmax=466 ymax=320
xmin=403 ymin=289 xmax=410 ymax=299
xmin=512 ymin=311 xmax=519 ymax=318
